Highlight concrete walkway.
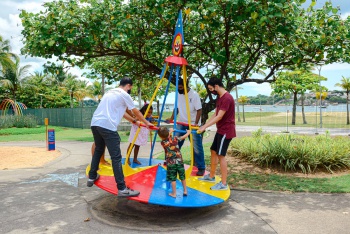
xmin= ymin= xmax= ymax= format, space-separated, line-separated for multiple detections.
xmin=0 ymin=130 xmax=349 ymax=234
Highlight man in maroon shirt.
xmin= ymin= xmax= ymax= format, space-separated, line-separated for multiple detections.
xmin=198 ymin=77 xmax=236 ymax=190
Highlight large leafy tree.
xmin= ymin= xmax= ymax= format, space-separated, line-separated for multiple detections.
xmin=271 ymin=70 xmax=326 ymax=125
xmin=19 ymin=0 xmax=349 ymax=122
xmin=335 ymin=76 xmax=350 ymax=125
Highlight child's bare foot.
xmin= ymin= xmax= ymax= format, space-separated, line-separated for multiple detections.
xmin=133 ymin=160 xmax=141 ymax=165
xmin=168 ymin=193 xmax=176 ymax=198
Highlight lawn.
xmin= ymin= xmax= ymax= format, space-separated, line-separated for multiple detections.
xmin=0 ymin=126 xmax=130 ymax=142
xmin=236 ymin=111 xmax=350 ymax=128
xmin=156 ymin=142 xmax=350 ymax=193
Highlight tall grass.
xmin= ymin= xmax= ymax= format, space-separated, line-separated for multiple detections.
xmin=230 ymin=129 xmax=350 ymax=173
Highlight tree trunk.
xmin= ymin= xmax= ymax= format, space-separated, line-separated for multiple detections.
xmin=235 ymin=86 xmax=241 ymax=122
xmin=301 ymin=93 xmax=307 ymax=124
xmin=242 ymin=104 xmax=245 ymax=122
xmin=201 ymin=101 xmax=216 ymax=125
xmin=347 ymin=90 xmax=349 ymax=125
xmin=101 ymin=74 xmax=105 ymax=95
xmin=138 ymin=86 xmax=142 ymax=108
xmin=156 ymin=100 xmax=160 ymax=116
xmin=292 ymin=91 xmax=297 ymax=125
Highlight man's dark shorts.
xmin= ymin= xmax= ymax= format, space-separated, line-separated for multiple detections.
xmin=166 ymin=164 xmax=185 ymax=181
xmin=210 ymin=133 xmax=233 ymax=156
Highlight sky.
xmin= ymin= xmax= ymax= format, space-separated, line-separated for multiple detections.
xmin=1 ymin=0 xmax=350 ymax=99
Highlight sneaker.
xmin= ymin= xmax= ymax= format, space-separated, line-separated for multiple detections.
xmin=196 ymin=169 xmax=205 ymax=176
xmin=210 ymin=182 xmax=228 ymax=191
xmin=118 ymin=187 xmax=140 ymax=197
xmin=87 ymin=174 xmax=100 ymax=187
xmin=198 ymin=174 xmax=215 ymax=183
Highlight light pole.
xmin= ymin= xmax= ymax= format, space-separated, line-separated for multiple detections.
xmin=39 ymin=94 xmax=43 ymax=108
xmin=69 ymin=90 xmax=73 ymax=108
xmin=317 ymin=66 xmax=323 ymax=129
xmin=259 ymin=96 xmax=262 ymax=128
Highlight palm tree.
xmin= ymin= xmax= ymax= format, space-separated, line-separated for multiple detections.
xmin=335 ymin=76 xmax=350 ymax=125
xmin=90 ymin=80 xmax=103 ymax=102
xmin=21 ymin=71 xmax=50 ymax=108
xmin=74 ymin=80 xmax=93 ymax=107
xmin=237 ymin=95 xmax=249 ymax=122
xmin=63 ymin=73 xmax=79 ymax=108
xmin=0 ymin=57 xmax=31 ymax=102
xmin=0 ymin=35 xmax=17 ymax=71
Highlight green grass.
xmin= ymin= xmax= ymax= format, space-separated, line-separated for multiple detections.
xmin=236 ymin=111 xmax=350 ymax=128
xmin=156 ymin=141 xmax=350 ymax=193
xmin=0 ymin=126 xmax=130 ymax=142
xmin=228 ymin=173 xmax=350 ymax=193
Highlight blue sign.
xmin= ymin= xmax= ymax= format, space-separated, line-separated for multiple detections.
xmin=48 ymin=129 xmax=55 ymax=151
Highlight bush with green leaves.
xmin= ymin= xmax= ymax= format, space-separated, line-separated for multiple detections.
xmin=0 ymin=115 xmax=38 ymax=129
xmin=230 ymin=130 xmax=350 ymax=173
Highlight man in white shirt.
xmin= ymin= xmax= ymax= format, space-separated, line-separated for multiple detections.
xmin=87 ymin=77 xmax=153 ymax=197
xmin=166 ymin=79 xmax=206 ymax=176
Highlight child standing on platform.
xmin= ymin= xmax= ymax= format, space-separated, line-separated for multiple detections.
xmin=158 ymin=126 xmax=190 ymax=198
xmin=127 ymin=104 xmax=153 ymax=165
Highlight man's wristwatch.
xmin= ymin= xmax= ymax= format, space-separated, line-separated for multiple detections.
xmin=132 ymin=119 xmax=137 ymax=124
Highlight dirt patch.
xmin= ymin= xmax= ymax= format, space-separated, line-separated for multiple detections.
xmin=225 ymin=149 xmax=350 ymax=178
xmin=0 ymin=146 xmax=61 ymax=170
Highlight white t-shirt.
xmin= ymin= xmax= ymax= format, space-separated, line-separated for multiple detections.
xmin=177 ymin=89 xmax=202 ymax=124
xmin=91 ymin=88 xmax=135 ymax=131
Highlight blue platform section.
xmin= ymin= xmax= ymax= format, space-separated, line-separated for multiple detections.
xmin=148 ymin=166 xmax=225 ymax=208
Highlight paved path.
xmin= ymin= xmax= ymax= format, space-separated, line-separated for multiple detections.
xmin=0 ymin=130 xmax=349 ymax=234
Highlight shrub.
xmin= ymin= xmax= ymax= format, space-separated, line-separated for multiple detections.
xmin=0 ymin=115 xmax=38 ymax=129
xmin=230 ymin=131 xmax=350 ymax=173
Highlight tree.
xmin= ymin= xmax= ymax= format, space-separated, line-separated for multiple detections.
xmin=237 ymin=95 xmax=249 ymax=122
xmin=63 ymin=73 xmax=79 ymax=108
xmin=20 ymin=71 xmax=49 ymax=108
xmin=271 ymin=70 xmax=326 ymax=125
xmin=90 ymin=80 xmax=103 ymax=103
xmin=0 ymin=57 xmax=31 ymax=102
xmin=19 ymin=0 xmax=349 ymax=122
xmin=0 ymin=35 xmax=18 ymax=72
xmin=74 ymin=80 xmax=93 ymax=107
xmin=44 ymin=63 xmax=69 ymax=87
xmin=335 ymin=76 xmax=350 ymax=125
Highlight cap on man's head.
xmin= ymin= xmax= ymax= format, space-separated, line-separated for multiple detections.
xmin=119 ymin=77 xmax=133 ymax=86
